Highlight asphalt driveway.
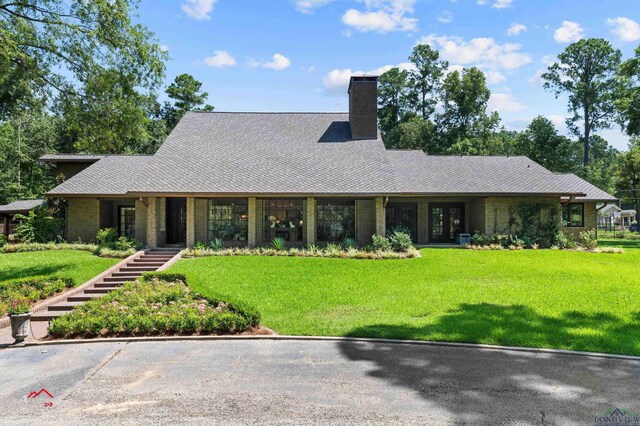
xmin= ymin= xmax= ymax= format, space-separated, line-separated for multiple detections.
xmin=0 ymin=339 xmax=638 ymax=425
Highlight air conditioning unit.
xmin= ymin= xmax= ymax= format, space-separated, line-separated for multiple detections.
xmin=458 ymin=233 xmax=471 ymax=246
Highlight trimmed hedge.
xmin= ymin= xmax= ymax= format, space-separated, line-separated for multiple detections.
xmin=0 ymin=277 xmax=74 ymax=316
xmin=0 ymin=242 xmax=137 ymax=259
xmin=48 ymin=275 xmax=260 ymax=338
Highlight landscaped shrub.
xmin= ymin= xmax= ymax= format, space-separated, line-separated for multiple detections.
xmin=0 ymin=233 xmax=6 ymax=247
xmin=12 ymin=209 xmax=62 ymax=243
xmin=0 ymin=277 xmax=74 ymax=316
xmin=578 ymin=230 xmax=598 ymax=250
xmin=48 ymin=277 xmax=260 ymax=338
xmin=95 ymin=228 xmax=142 ymax=252
xmin=388 ymin=231 xmax=413 ymax=252
xmin=342 ymin=238 xmax=357 ymax=250
xmin=271 ymin=237 xmax=286 ymax=250
xmin=371 ymin=234 xmax=392 ymax=251
xmin=96 ymin=228 xmax=119 ymax=247
xmin=181 ymin=245 xmax=421 ymax=260
xmin=471 ymin=231 xmax=490 ymax=246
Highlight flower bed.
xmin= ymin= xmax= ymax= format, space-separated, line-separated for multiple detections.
xmin=48 ymin=273 xmax=261 ymax=338
xmin=0 ymin=277 xmax=74 ymax=316
xmin=0 ymin=242 xmax=135 ymax=258
xmin=181 ymin=246 xmax=421 ymax=260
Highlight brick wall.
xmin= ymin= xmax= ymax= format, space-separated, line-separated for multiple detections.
xmin=66 ymin=198 xmax=100 ymax=242
xmin=194 ymin=198 xmax=208 ymax=244
xmin=355 ymin=199 xmax=375 ymax=245
xmin=135 ymin=198 xmax=147 ymax=244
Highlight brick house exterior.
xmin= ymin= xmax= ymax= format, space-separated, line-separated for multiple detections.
xmin=44 ymin=76 xmax=615 ymax=248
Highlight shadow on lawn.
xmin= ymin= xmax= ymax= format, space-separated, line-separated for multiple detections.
xmin=0 ymin=265 xmax=66 ymax=283
xmin=599 ymin=239 xmax=640 ymax=249
xmin=339 ymin=303 xmax=640 ymax=423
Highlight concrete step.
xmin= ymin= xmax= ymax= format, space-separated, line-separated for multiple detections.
xmin=31 ymin=310 xmax=68 ymax=322
xmin=47 ymin=301 xmax=85 ymax=311
xmin=84 ymin=287 xmax=116 ymax=294
xmin=119 ymin=266 xmax=157 ymax=272
xmin=94 ymin=282 xmax=125 ymax=288
xmin=104 ymin=275 xmax=138 ymax=282
xmin=67 ymin=293 xmax=104 ymax=302
xmin=130 ymin=261 xmax=165 ymax=267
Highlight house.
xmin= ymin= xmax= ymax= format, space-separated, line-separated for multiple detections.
xmin=41 ymin=76 xmax=617 ymax=248
xmin=597 ymin=204 xmax=637 ymax=230
xmin=0 ymin=199 xmax=45 ymax=237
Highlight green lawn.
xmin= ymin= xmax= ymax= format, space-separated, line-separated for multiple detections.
xmin=0 ymin=251 xmax=119 ymax=286
xmin=170 ymin=242 xmax=640 ymax=355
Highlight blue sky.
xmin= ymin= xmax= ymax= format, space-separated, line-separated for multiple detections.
xmin=137 ymin=0 xmax=640 ymax=150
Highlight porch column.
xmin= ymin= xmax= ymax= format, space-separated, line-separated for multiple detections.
xmin=247 ymin=197 xmax=257 ymax=247
xmin=2 ymin=216 xmax=8 ymax=237
xmin=306 ymin=197 xmax=316 ymax=245
xmin=186 ymin=197 xmax=195 ymax=248
xmin=375 ymin=196 xmax=386 ymax=236
xmin=146 ymin=197 xmax=157 ymax=248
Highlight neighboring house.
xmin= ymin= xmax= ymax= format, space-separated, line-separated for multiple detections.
xmin=41 ymin=76 xmax=617 ymax=248
xmin=0 ymin=199 xmax=45 ymax=237
xmin=597 ymin=204 xmax=637 ymax=230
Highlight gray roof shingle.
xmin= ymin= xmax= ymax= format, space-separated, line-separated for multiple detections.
xmin=40 ymin=154 xmax=105 ymax=163
xmin=48 ymin=156 xmax=152 ymax=196
xmin=555 ymin=173 xmax=618 ymax=202
xmin=45 ymin=112 xmax=617 ymax=200
xmin=0 ymin=199 xmax=45 ymax=213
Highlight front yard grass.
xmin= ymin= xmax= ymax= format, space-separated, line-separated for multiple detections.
xmin=0 ymin=250 xmax=119 ymax=286
xmin=170 ymin=244 xmax=640 ymax=355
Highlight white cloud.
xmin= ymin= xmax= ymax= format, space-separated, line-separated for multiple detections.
xmin=203 ymin=50 xmax=236 ymax=68
xmin=342 ymin=0 xmax=418 ymax=33
xmin=249 ymin=53 xmax=291 ymax=71
xmin=607 ymin=17 xmax=640 ymax=42
xmin=181 ymin=0 xmax=217 ymax=21
xmin=507 ymin=23 xmax=527 ymax=36
xmin=488 ymin=93 xmax=525 ymax=112
xmin=323 ymin=62 xmax=415 ymax=95
xmin=418 ymin=34 xmax=531 ymax=70
xmin=484 ymin=70 xmax=506 ymax=84
xmin=492 ymin=0 xmax=513 ymax=9
xmin=291 ymin=0 xmax=335 ymax=13
xmin=477 ymin=0 xmax=512 ymax=9
xmin=158 ymin=44 xmax=169 ymax=52
xmin=553 ymin=21 xmax=584 ymax=44
xmin=528 ymin=69 xmax=544 ymax=86
xmin=437 ymin=10 xmax=453 ymax=24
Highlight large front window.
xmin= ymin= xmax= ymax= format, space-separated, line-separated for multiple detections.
xmin=208 ymin=199 xmax=248 ymax=242
xmin=317 ymin=200 xmax=355 ymax=242
xmin=264 ymin=199 xmax=304 ymax=242
xmin=562 ymin=203 xmax=584 ymax=227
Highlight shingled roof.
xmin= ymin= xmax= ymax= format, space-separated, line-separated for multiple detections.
xmin=555 ymin=173 xmax=618 ymax=202
xmin=40 ymin=154 xmax=105 ymax=163
xmin=0 ymin=199 xmax=45 ymax=214
xmin=48 ymin=156 xmax=152 ymax=196
xmin=45 ymin=111 xmax=616 ymax=199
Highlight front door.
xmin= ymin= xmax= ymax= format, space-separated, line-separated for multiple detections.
xmin=429 ymin=203 xmax=465 ymax=244
xmin=166 ymin=198 xmax=187 ymax=245
xmin=385 ymin=203 xmax=418 ymax=241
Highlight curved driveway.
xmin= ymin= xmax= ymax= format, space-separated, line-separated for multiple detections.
xmin=0 ymin=339 xmax=638 ymax=425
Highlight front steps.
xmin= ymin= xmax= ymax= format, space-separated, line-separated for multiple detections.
xmin=31 ymin=249 xmax=180 ymax=322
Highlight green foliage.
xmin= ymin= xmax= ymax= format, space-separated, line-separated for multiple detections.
xmin=0 ymin=234 xmax=6 ymax=247
xmin=371 ymin=234 xmax=392 ymax=251
xmin=6 ymin=297 xmax=31 ymax=315
xmin=578 ymin=230 xmax=598 ymax=250
xmin=210 ymin=238 xmax=224 ymax=250
xmin=96 ymin=228 xmax=119 ymax=247
xmin=164 ymin=74 xmax=214 ymax=130
xmin=48 ymin=277 xmax=258 ymax=338
xmin=514 ymin=116 xmax=579 ymax=173
xmin=616 ymin=46 xmax=640 ymax=137
xmin=13 ymin=209 xmax=62 ymax=243
xmin=342 ymin=238 xmax=357 ymax=250
xmin=543 ymin=38 xmax=622 ymax=166
xmin=0 ymin=277 xmax=74 ymax=316
xmin=408 ymin=44 xmax=448 ymax=119
xmin=388 ymin=231 xmax=413 ymax=252
xmin=271 ymin=237 xmax=286 ymax=251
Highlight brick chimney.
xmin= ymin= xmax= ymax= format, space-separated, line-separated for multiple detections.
xmin=348 ymin=75 xmax=378 ymax=140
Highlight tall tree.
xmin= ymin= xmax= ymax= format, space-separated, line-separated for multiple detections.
xmin=542 ymin=39 xmax=622 ymax=166
xmin=57 ymin=69 xmax=153 ymax=154
xmin=384 ymin=116 xmax=436 ymax=152
xmin=408 ymin=44 xmax=448 ymax=119
xmin=0 ymin=0 xmax=167 ymax=105
xmin=616 ymin=137 xmax=640 ymax=216
xmin=377 ymin=67 xmax=411 ymax=137
xmin=437 ymin=67 xmax=499 ymax=150
xmin=514 ymin=116 xmax=578 ymax=172
xmin=617 ymin=46 xmax=640 ymax=137
xmin=164 ymin=73 xmax=214 ymax=130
